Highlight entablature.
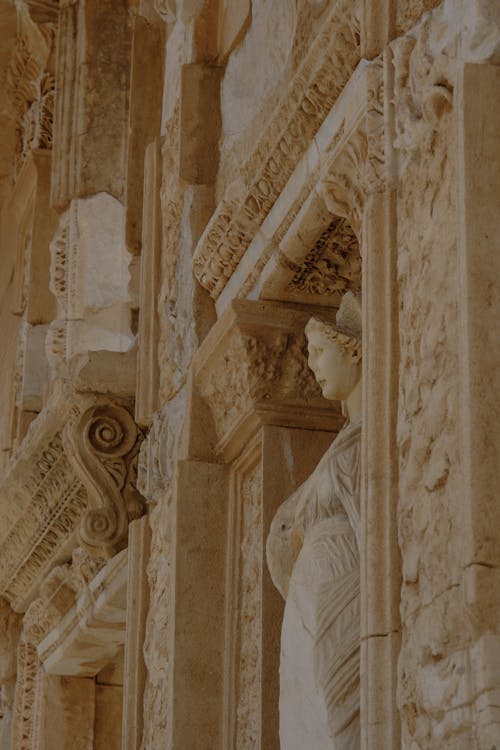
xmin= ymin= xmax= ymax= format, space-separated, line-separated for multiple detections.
xmin=192 ymin=0 xmax=362 ymax=307
xmin=194 ymin=57 xmax=385 ymax=318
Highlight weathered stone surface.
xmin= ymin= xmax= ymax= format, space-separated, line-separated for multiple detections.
xmin=0 ymin=1 xmax=498 ymax=749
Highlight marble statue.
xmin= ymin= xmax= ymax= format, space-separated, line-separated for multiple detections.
xmin=266 ymin=292 xmax=362 ymax=750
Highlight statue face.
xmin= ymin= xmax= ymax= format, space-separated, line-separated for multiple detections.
xmin=306 ymin=328 xmax=360 ymax=402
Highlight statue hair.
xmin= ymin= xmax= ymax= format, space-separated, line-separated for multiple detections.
xmin=305 ymin=317 xmax=362 ymax=364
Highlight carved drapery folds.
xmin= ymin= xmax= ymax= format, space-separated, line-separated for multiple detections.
xmin=0 ymin=389 xmax=144 ymax=613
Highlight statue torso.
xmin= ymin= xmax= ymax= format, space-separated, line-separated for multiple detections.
xmin=268 ymin=419 xmax=361 ymax=750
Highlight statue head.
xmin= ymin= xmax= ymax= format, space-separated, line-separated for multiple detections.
xmin=305 ymin=292 xmax=362 ymax=403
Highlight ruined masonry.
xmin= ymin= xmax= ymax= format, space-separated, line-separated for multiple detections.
xmin=0 ymin=1 xmax=498 ymax=748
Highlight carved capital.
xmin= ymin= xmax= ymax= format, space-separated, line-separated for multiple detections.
xmin=190 ymin=300 xmax=343 ymax=461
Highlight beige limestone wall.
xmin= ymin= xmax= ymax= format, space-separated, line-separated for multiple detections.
xmin=0 ymin=1 xmax=498 ymax=749
xmin=396 ymin=111 xmax=469 ymax=749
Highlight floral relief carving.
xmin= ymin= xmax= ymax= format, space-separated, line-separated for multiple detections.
xmin=320 ymin=60 xmax=385 ymax=235
xmin=282 ymin=217 xmax=361 ymax=305
xmin=199 ymin=330 xmax=322 ymax=448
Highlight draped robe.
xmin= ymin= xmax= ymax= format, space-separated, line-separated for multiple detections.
xmin=267 ymin=418 xmax=361 ymax=750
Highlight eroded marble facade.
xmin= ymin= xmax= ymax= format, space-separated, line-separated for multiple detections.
xmin=0 ymin=0 xmax=499 ymax=748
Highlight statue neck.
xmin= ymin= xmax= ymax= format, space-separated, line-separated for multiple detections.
xmin=344 ymin=377 xmax=362 ymax=423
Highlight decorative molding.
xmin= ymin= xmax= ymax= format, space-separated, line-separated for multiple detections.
xmin=223 ymin=440 xmax=263 ymax=748
xmin=0 ymin=387 xmax=145 ymax=612
xmin=11 ymin=638 xmax=43 ymax=750
xmin=191 ymin=300 xmax=343 ymax=461
xmin=122 ymin=518 xmax=151 ymax=750
xmin=37 ymin=549 xmax=127 ymax=676
xmin=319 ymin=58 xmax=385 ymax=236
xmin=192 ymin=0 xmax=361 ymax=301
xmin=135 ymin=140 xmax=162 ymax=426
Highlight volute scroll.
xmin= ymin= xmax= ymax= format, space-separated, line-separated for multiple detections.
xmin=64 ymin=403 xmax=145 ymax=558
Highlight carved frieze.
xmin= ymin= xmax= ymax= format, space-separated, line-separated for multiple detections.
xmin=0 ymin=387 xmax=144 ymax=612
xmin=192 ymin=0 xmax=361 ymax=301
xmin=194 ymin=59 xmax=384 ymax=315
xmin=191 ymin=300 xmax=343 ymax=461
xmin=224 ymin=442 xmax=263 ymax=748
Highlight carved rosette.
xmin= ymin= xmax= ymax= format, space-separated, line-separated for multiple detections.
xmin=65 ymin=404 xmax=145 ymax=558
